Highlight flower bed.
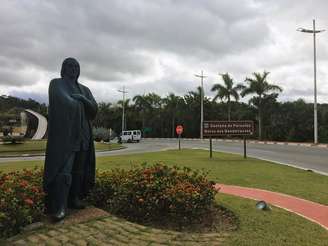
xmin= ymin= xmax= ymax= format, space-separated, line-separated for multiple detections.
xmin=87 ymin=163 xmax=218 ymax=226
xmin=0 ymin=168 xmax=45 ymax=238
xmin=0 ymin=163 xmax=219 ymax=238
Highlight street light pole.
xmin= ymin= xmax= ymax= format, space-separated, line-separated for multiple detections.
xmin=118 ymin=86 xmax=128 ymax=133
xmin=195 ymin=71 xmax=207 ymax=139
xmin=297 ymin=19 xmax=325 ymax=144
xmin=313 ymin=20 xmax=318 ymax=145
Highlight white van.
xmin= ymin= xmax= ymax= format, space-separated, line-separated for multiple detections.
xmin=119 ymin=130 xmax=141 ymax=143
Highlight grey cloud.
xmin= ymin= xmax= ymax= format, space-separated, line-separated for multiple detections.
xmin=1 ymin=0 xmax=328 ymax=103
xmin=0 ymin=0 xmax=271 ymax=87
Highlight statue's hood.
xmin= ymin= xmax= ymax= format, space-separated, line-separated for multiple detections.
xmin=60 ymin=57 xmax=80 ymax=81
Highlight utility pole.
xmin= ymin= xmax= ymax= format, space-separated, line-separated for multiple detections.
xmin=195 ymin=70 xmax=207 ymax=139
xmin=118 ymin=86 xmax=128 ymax=133
xmin=297 ymin=19 xmax=325 ymax=144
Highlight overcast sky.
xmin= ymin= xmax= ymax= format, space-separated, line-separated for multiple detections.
xmin=1 ymin=0 xmax=328 ymax=104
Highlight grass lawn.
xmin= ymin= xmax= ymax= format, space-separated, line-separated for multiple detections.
xmin=1 ymin=149 xmax=328 ymax=245
xmin=0 ymin=140 xmax=122 ymax=156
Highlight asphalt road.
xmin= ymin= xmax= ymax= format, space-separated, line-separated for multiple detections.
xmin=1 ymin=138 xmax=327 ymax=175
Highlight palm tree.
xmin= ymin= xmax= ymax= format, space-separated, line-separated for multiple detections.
xmin=211 ymin=73 xmax=241 ymax=121
xmin=184 ymin=87 xmax=211 ymax=138
xmin=94 ymin=102 xmax=112 ymax=128
xmin=162 ymin=93 xmax=183 ymax=137
xmin=133 ymin=94 xmax=150 ymax=133
xmin=240 ymin=71 xmax=282 ymax=140
xmin=133 ymin=93 xmax=162 ymax=137
xmin=184 ymin=86 xmax=202 ymax=105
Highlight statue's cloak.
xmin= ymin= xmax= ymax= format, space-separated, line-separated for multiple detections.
xmin=43 ymin=78 xmax=97 ymax=198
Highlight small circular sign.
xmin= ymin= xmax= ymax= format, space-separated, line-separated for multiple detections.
xmin=176 ymin=125 xmax=183 ymax=135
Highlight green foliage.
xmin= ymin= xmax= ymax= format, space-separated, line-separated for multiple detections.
xmin=1 ymin=135 xmax=25 ymax=144
xmin=0 ymin=95 xmax=47 ymax=119
xmin=88 ymin=163 xmax=217 ymax=225
xmin=0 ymin=168 xmax=45 ymax=238
xmin=211 ymin=73 xmax=242 ymax=121
xmin=93 ymin=127 xmax=111 ymax=142
xmin=240 ymin=71 xmax=283 ymax=140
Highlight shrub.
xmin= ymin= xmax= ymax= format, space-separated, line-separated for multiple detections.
xmin=93 ymin=127 xmax=111 ymax=142
xmin=88 ymin=163 xmax=217 ymax=225
xmin=0 ymin=168 xmax=45 ymax=238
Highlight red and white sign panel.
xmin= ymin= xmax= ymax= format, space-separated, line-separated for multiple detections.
xmin=176 ymin=125 xmax=183 ymax=135
xmin=203 ymin=121 xmax=254 ymax=136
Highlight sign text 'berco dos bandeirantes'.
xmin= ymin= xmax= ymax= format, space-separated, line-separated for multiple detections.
xmin=203 ymin=121 xmax=254 ymax=137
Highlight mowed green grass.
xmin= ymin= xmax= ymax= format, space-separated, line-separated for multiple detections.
xmin=1 ymin=149 xmax=328 ymax=245
xmin=219 ymin=194 xmax=328 ymax=246
xmin=96 ymin=149 xmax=328 ymax=206
xmin=0 ymin=140 xmax=122 ymax=156
xmin=2 ymin=149 xmax=328 ymax=205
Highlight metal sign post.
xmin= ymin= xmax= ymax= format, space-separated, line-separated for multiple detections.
xmin=176 ymin=125 xmax=183 ymax=151
xmin=210 ymin=137 xmax=213 ymax=158
xmin=243 ymin=136 xmax=247 ymax=159
xmin=179 ymin=134 xmax=181 ymax=150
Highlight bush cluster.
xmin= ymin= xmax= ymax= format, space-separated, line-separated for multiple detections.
xmin=0 ymin=164 xmax=217 ymax=237
xmin=88 ymin=163 xmax=217 ymax=225
xmin=93 ymin=127 xmax=111 ymax=142
xmin=0 ymin=168 xmax=45 ymax=238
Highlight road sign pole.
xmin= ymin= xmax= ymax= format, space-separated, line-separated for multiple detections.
xmin=210 ymin=137 xmax=213 ymax=158
xmin=178 ymin=134 xmax=181 ymax=150
xmin=176 ymin=125 xmax=183 ymax=150
xmin=243 ymin=136 xmax=247 ymax=159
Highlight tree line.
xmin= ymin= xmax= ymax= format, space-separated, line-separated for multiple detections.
xmin=94 ymin=71 xmax=328 ymax=143
xmin=1 ymin=71 xmax=327 ymax=143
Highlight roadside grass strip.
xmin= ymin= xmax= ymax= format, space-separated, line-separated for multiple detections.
xmin=0 ymin=140 xmax=122 ymax=157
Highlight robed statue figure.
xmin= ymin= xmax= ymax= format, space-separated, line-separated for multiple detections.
xmin=43 ymin=57 xmax=98 ymax=221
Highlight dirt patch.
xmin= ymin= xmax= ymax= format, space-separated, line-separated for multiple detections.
xmin=44 ymin=206 xmax=110 ymax=226
xmin=114 ymin=204 xmax=239 ymax=234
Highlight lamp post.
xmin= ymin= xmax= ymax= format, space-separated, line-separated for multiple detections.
xmin=118 ymin=86 xmax=128 ymax=133
xmin=297 ymin=19 xmax=325 ymax=144
xmin=195 ymin=71 xmax=207 ymax=139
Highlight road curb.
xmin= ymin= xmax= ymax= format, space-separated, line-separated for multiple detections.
xmin=145 ymin=138 xmax=328 ymax=148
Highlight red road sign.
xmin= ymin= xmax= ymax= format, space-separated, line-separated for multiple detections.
xmin=176 ymin=125 xmax=183 ymax=135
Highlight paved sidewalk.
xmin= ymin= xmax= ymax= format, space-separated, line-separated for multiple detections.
xmin=215 ymin=184 xmax=328 ymax=230
xmin=7 ymin=211 xmax=228 ymax=245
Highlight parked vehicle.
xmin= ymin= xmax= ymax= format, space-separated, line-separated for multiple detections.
xmin=118 ymin=130 xmax=142 ymax=143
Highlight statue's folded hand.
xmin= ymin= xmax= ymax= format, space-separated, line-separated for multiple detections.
xmin=71 ymin=94 xmax=86 ymax=101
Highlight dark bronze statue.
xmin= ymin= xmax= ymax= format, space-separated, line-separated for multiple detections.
xmin=43 ymin=58 xmax=98 ymax=221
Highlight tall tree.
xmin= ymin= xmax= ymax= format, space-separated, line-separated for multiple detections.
xmin=117 ymin=99 xmax=131 ymax=130
xmin=133 ymin=94 xmax=150 ymax=133
xmin=162 ymin=93 xmax=183 ymax=137
xmin=93 ymin=102 xmax=112 ymax=128
xmin=240 ymin=71 xmax=282 ymax=140
xmin=211 ymin=73 xmax=241 ymax=121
